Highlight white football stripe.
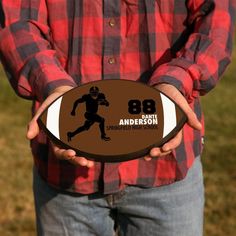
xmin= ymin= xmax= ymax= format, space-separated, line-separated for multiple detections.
xmin=46 ymin=97 xmax=62 ymax=139
xmin=160 ymin=94 xmax=177 ymax=138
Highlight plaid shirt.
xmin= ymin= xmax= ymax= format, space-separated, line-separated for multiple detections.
xmin=0 ymin=0 xmax=235 ymax=194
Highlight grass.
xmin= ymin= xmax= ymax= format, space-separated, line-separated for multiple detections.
xmin=0 ymin=45 xmax=236 ymax=235
xmin=201 ymin=45 xmax=236 ymax=235
xmin=0 ymin=68 xmax=34 ymax=236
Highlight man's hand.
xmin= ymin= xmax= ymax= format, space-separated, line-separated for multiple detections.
xmin=26 ymin=85 xmax=94 ymax=168
xmin=145 ymin=83 xmax=202 ymax=161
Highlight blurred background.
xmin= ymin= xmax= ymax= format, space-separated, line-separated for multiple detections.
xmin=0 ymin=38 xmax=236 ymax=235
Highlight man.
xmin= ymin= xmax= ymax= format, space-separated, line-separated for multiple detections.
xmin=0 ymin=0 xmax=235 ymax=235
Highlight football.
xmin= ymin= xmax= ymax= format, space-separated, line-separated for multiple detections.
xmin=38 ymin=80 xmax=187 ymax=162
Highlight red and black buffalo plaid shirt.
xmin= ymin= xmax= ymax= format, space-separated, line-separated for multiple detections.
xmin=0 ymin=0 xmax=235 ymax=194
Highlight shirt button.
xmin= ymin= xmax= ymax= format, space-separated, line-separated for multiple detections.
xmin=109 ymin=18 xmax=116 ymax=27
xmin=108 ymin=57 xmax=116 ymax=64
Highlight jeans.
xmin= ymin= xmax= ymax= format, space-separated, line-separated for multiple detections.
xmin=33 ymin=157 xmax=204 ymax=236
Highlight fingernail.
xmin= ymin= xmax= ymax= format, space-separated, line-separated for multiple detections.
xmin=163 ymin=145 xmax=169 ymax=152
xmin=68 ymin=150 xmax=76 ymax=156
xmin=198 ymin=123 xmax=202 ymax=130
xmin=88 ymin=162 xmax=94 ymax=168
xmin=144 ymin=157 xmax=152 ymax=161
xmin=150 ymin=148 xmax=160 ymax=157
xmin=81 ymin=160 xmax=88 ymax=166
xmin=26 ymin=131 xmax=32 ymax=139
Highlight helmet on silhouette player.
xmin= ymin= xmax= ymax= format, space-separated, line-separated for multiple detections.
xmin=89 ymin=86 xmax=99 ymax=97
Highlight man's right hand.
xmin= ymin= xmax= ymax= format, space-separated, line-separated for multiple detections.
xmin=26 ymin=85 xmax=95 ymax=168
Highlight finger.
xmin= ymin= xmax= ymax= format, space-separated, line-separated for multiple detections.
xmin=148 ymin=131 xmax=182 ymax=159
xmin=26 ymin=86 xmax=74 ymax=140
xmin=157 ymin=84 xmax=202 ymax=131
xmin=148 ymin=147 xmax=171 ymax=158
xmin=171 ymin=95 xmax=201 ymax=131
xmin=33 ymin=91 xmax=62 ymax=121
xmin=26 ymin=96 xmax=59 ymax=140
xmin=159 ymin=150 xmax=172 ymax=156
xmin=144 ymin=156 xmax=152 ymax=161
xmin=149 ymin=147 xmax=161 ymax=157
xmin=26 ymin=119 xmax=39 ymax=139
xmin=145 ymin=148 xmax=172 ymax=161
xmin=149 ymin=148 xmax=172 ymax=157
xmin=185 ymin=110 xmax=202 ymax=130
xmin=52 ymin=145 xmax=94 ymax=168
xmin=162 ymin=131 xmax=182 ymax=152
xmin=87 ymin=160 xmax=95 ymax=168
xmin=174 ymin=98 xmax=201 ymax=131
xmin=68 ymin=156 xmax=95 ymax=168
xmin=53 ymin=145 xmax=76 ymax=160
xmin=70 ymin=156 xmax=94 ymax=168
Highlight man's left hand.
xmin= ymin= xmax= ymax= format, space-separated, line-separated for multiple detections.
xmin=145 ymin=83 xmax=202 ymax=161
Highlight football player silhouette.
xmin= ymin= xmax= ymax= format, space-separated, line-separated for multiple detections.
xmin=67 ymin=86 xmax=111 ymax=141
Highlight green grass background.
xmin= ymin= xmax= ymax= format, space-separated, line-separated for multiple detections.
xmin=0 ymin=42 xmax=236 ymax=235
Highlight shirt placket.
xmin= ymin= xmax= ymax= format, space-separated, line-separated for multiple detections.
xmin=102 ymin=0 xmax=121 ymax=194
xmin=102 ymin=0 xmax=121 ymax=80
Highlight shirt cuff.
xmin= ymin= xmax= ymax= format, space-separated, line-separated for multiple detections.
xmin=32 ymin=64 xmax=76 ymax=102
xmin=148 ymin=59 xmax=201 ymax=102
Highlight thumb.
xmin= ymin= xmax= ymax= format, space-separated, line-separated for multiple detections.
xmin=155 ymin=83 xmax=202 ymax=131
xmin=26 ymin=86 xmax=74 ymax=140
xmin=26 ymin=102 xmax=49 ymax=140
xmin=26 ymin=119 xmax=39 ymax=140
xmin=185 ymin=108 xmax=202 ymax=130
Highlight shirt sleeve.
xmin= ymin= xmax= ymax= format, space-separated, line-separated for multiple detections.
xmin=149 ymin=0 xmax=236 ymax=103
xmin=0 ymin=0 xmax=76 ymax=101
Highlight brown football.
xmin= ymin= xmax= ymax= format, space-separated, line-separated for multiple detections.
xmin=38 ymin=80 xmax=187 ymax=162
